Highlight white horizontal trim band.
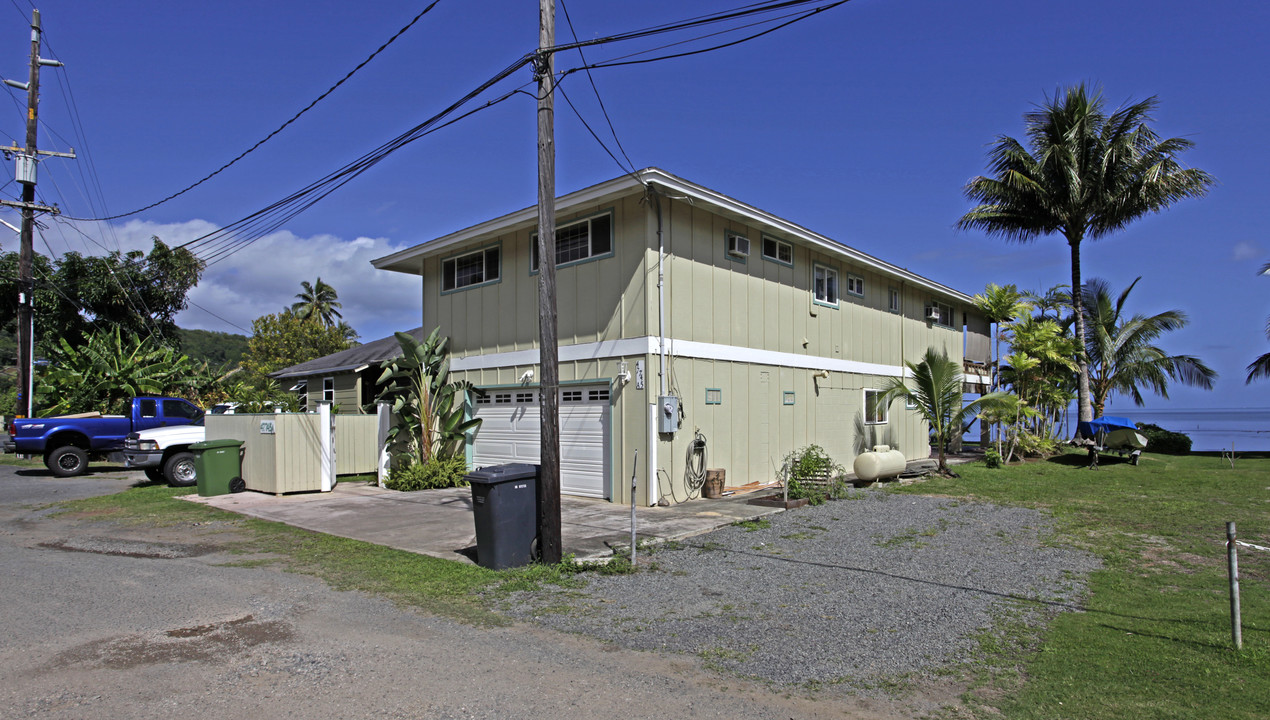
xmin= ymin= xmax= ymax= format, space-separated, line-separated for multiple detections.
xmin=451 ymin=336 xmax=910 ymax=379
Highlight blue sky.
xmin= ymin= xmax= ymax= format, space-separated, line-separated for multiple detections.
xmin=3 ymin=0 xmax=1267 ymax=411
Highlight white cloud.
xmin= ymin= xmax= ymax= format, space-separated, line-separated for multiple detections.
xmin=1232 ymin=241 xmax=1263 ymax=262
xmin=47 ymin=218 xmax=422 ymax=342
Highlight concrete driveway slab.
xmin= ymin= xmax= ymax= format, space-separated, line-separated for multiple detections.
xmin=189 ymin=482 xmax=783 ymax=563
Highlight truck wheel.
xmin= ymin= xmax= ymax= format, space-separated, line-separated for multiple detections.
xmin=164 ymin=452 xmax=197 ymax=487
xmin=46 ymin=446 xmax=89 ymax=477
xmin=144 ymin=468 xmax=165 ymax=483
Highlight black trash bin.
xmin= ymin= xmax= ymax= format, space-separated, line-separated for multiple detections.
xmin=467 ymin=463 xmax=540 ymax=570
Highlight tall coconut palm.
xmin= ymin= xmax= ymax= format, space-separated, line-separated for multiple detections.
xmin=880 ymin=347 xmax=1008 ymax=476
xmin=1082 ymin=276 xmax=1216 ymax=417
xmin=1248 ymin=262 xmax=1270 ymax=384
xmin=291 ymin=278 xmax=343 ymax=327
xmin=958 ymin=84 xmax=1215 ymax=425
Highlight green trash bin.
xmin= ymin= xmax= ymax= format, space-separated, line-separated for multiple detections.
xmin=190 ymin=439 xmax=245 ymax=497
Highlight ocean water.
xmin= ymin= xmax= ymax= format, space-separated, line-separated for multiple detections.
xmin=1098 ymin=408 xmax=1270 ymax=453
xmin=961 ymin=406 xmax=1270 ymax=453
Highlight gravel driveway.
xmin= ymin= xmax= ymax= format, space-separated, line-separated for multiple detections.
xmin=500 ymin=489 xmax=1101 ymax=689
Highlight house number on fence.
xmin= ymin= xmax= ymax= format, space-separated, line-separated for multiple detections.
xmin=259 ymin=420 xmax=276 ymax=434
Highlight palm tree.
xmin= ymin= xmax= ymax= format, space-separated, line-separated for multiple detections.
xmin=972 ymin=283 xmax=1031 ymax=392
xmin=1248 ymin=262 xmax=1270 ymax=384
xmin=958 ymin=84 xmax=1215 ymax=425
xmin=880 ymin=347 xmax=1008 ymax=476
xmin=291 ymin=278 xmax=343 ymax=327
xmin=1082 ymin=277 xmax=1216 ymax=416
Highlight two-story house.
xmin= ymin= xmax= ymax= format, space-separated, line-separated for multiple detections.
xmin=373 ymin=168 xmax=990 ymax=505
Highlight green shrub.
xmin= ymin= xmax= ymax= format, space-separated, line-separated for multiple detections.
xmin=984 ymin=448 xmax=1003 ymax=469
xmin=1015 ymin=431 xmax=1060 ymax=458
xmin=1136 ymin=422 xmax=1192 ymax=454
xmin=385 ymin=456 xmax=470 ymax=491
xmin=781 ymin=445 xmax=845 ymax=504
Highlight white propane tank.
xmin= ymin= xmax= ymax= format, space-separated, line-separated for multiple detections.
xmin=852 ymin=444 xmax=906 ymax=481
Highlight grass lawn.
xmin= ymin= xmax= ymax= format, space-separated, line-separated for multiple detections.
xmin=892 ymin=449 xmax=1270 ymax=720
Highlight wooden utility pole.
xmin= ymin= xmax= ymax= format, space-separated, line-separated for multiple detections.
xmin=5 ymin=10 xmax=68 ymax=419
xmin=535 ymin=0 xmax=562 ymax=563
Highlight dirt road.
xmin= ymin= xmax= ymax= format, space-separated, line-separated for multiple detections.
xmin=0 ymin=466 xmax=921 ymax=719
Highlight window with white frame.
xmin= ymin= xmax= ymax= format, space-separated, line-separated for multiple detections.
xmin=813 ymin=263 xmax=839 ymax=306
xmin=290 ymin=381 xmax=308 ymax=411
xmin=888 ymin=287 xmax=901 ymax=313
xmin=323 ymin=377 xmax=335 ymax=403
xmin=761 ymin=235 xmax=793 ymax=266
xmin=531 ymin=213 xmax=613 ymax=271
xmin=442 ymin=245 xmax=500 ymax=292
xmin=864 ymin=389 xmax=888 ymax=424
xmin=845 ymin=273 xmax=864 ymax=297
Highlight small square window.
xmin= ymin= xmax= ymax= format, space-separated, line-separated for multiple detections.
xmin=588 ymin=388 xmax=610 ymax=402
xmin=905 ymin=395 xmax=918 ymax=410
xmin=846 ymin=273 xmax=864 ymax=297
xmin=864 ymin=389 xmax=888 ymax=424
xmin=761 ymin=236 xmax=793 ymax=266
xmin=783 ymin=391 xmax=796 ymax=406
xmin=813 ymin=264 xmax=838 ymax=307
xmin=515 ymin=392 xmax=534 ymax=403
xmin=494 ymin=393 xmax=512 ymax=404
xmin=705 ymin=388 xmax=722 ymax=405
xmin=562 ymin=390 xmax=583 ymax=403
xmin=475 ymin=394 xmax=491 ymax=405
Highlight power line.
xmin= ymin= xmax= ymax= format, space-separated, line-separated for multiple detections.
xmin=558 ymin=0 xmax=636 ymax=176
xmin=63 ymin=1 xmax=446 ymax=222
xmin=185 ymin=299 xmax=251 ymax=334
xmin=175 ymin=1 xmax=849 ymax=266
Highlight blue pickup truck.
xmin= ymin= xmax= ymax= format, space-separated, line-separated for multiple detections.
xmin=5 ymin=397 xmax=204 ymax=477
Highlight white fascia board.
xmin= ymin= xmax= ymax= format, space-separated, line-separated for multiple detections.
xmin=641 ymin=169 xmax=974 ymax=305
xmin=373 ymin=167 xmax=974 ymax=305
xmin=371 ymin=174 xmax=646 ymax=275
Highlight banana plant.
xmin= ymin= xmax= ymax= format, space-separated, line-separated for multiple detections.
xmin=374 ymin=328 xmax=482 ymax=467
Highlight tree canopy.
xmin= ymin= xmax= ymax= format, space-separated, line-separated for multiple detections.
xmin=0 ymin=237 xmax=202 ymax=359
xmin=241 ymin=309 xmax=358 ymax=379
xmin=291 ymin=278 xmax=343 ymax=327
xmin=958 ymin=84 xmax=1214 ymax=425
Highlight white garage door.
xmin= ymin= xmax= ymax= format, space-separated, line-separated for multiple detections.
xmin=470 ymin=386 xmax=610 ymax=499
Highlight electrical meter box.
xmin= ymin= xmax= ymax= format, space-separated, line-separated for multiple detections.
xmin=658 ymin=395 xmax=679 ymax=433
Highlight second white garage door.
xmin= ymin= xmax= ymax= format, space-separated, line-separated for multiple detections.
xmin=470 ymin=385 xmax=610 ymax=499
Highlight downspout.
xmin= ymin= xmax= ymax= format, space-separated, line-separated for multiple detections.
xmin=655 ymin=182 xmax=665 ymax=505
xmin=648 ymin=183 xmax=667 ymax=505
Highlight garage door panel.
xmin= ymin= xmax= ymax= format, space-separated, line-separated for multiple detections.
xmin=471 ymin=387 xmax=609 ymax=499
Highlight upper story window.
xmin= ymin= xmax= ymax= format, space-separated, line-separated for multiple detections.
xmin=927 ymin=300 xmax=954 ymax=327
xmin=813 ymin=263 xmax=839 ymax=307
xmin=845 ymin=273 xmax=864 ymax=297
xmin=442 ymin=245 xmax=500 ymax=292
xmin=888 ymin=287 xmax=901 ymax=313
xmin=532 ymin=212 xmax=613 ymax=271
xmin=761 ymin=235 xmax=793 ymax=266
xmin=323 ymin=377 xmax=335 ymax=403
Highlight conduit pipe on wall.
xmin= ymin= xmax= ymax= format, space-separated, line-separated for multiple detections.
xmin=648 ymin=183 xmax=668 ymax=506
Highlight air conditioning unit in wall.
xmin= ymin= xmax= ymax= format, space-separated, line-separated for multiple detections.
xmin=926 ymin=306 xmax=941 ymax=322
xmin=726 ymin=233 xmax=750 ymax=258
